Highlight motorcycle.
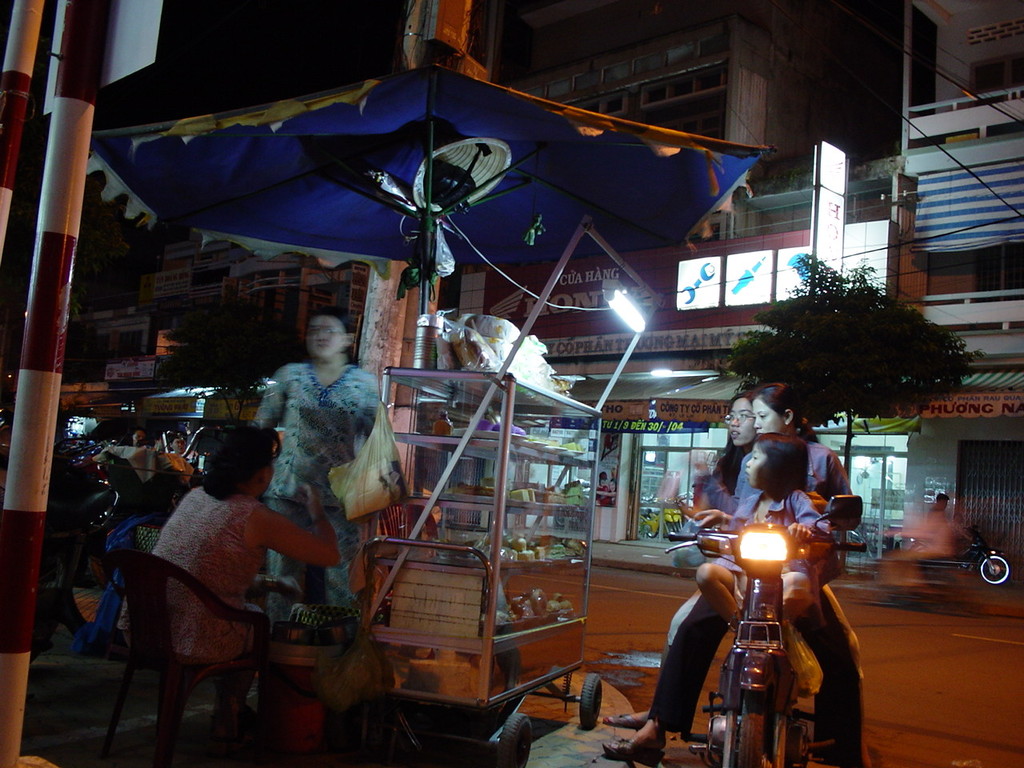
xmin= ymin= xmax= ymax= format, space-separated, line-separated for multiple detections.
xmin=914 ymin=524 xmax=1012 ymax=586
xmin=639 ymin=505 xmax=684 ymax=539
xmin=32 ymin=455 xmax=119 ymax=659
xmin=666 ymin=495 xmax=865 ymax=768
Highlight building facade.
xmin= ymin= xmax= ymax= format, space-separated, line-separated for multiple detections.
xmin=449 ymin=0 xmax=1023 ymax=577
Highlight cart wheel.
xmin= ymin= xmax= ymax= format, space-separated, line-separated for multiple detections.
xmin=495 ymin=712 xmax=532 ymax=768
xmin=578 ymin=672 xmax=603 ymax=731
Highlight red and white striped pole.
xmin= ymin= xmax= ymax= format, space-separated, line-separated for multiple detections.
xmin=0 ymin=0 xmax=46 ymax=265
xmin=0 ymin=1 xmax=109 ymax=765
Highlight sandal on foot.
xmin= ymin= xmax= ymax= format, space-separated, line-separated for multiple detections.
xmin=602 ymin=713 xmax=648 ymax=730
xmin=602 ymin=737 xmax=665 ymax=766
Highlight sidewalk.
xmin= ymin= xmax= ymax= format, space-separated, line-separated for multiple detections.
xmin=19 ymin=539 xmax=1023 ymax=768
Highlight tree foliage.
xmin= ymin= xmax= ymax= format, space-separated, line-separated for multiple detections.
xmin=158 ymin=302 xmax=305 ymax=421
xmin=728 ymin=256 xmax=981 ymax=453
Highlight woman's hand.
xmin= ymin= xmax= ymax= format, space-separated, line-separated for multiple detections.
xmin=693 ymin=508 xmax=731 ymax=528
xmin=250 ymin=574 xmax=302 ymax=600
xmin=299 ymin=483 xmax=326 ymax=524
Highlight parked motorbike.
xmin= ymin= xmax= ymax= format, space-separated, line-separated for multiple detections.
xmin=32 ymin=456 xmax=119 ymax=659
xmin=666 ymin=495 xmax=865 ymax=768
xmin=639 ymin=504 xmax=684 ymax=538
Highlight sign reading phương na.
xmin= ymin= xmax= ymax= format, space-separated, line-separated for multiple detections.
xmin=920 ymin=392 xmax=1024 ymax=418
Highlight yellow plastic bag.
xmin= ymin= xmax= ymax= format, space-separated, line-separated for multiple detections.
xmin=328 ymin=402 xmax=407 ymax=520
xmin=783 ymin=622 xmax=823 ymax=698
xmin=313 ymin=625 xmax=393 ymax=712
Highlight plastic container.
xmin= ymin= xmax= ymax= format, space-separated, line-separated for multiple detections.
xmin=264 ymin=641 xmax=342 ymax=754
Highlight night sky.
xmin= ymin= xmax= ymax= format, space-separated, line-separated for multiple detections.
xmin=93 ymin=0 xmax=405 ymax=130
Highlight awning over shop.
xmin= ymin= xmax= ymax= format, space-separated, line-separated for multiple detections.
xmin=920 ymin=369 xmax=1024 ymax=418
xmin=815 ymin=417 xmax=921 ymax=434
xmin=913 ymin=160 xmax=1024 ymax=252
xmin=962 ymin=370 xmax=1024 ymax=391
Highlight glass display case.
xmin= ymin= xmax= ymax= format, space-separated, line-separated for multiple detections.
xmin=367 ymin=367 xmax=601 ymax=707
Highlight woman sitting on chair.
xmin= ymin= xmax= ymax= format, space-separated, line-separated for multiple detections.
xmin=149 ymin=426 xmax=339 ymax=756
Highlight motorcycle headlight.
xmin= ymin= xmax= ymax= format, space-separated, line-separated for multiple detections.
xmin=738 ymin=529 xmax=788 ymax=561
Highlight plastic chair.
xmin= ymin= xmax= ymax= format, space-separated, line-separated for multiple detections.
xmin=100 ymin=549 xmax=269 ymax=768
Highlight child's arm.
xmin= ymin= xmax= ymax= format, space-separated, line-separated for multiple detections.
xmin=787 ymin=490 xmax=824 ymax=541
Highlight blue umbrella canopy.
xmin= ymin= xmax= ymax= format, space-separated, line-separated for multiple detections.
xmin=90 ymin=66 xmax=769 ymax=270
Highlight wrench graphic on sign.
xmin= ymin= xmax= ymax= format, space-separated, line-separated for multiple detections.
xmin=681 ymin=262 xmax=716 ymax=305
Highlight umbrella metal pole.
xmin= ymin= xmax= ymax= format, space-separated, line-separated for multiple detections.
xmin=412 ymin=71 xmax=439 ymax=368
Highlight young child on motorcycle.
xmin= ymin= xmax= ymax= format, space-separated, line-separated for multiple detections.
xmin=693 ymin=432 xmax=822 ymax=627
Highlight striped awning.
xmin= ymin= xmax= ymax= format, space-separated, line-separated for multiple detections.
xmin=913 ymin=161 xmax=1024 ymax=252
xmin=961 ymin=370 xmax=1024 ymax=392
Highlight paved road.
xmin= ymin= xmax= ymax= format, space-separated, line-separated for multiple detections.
xmin=585 ymin=565 xmax=1024 ymax=768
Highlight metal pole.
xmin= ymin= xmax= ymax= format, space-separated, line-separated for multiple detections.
xmin=0 ymin=0 xmax=46 ymax=267
xmin=0 ymin=1 xmax=109 ymax=764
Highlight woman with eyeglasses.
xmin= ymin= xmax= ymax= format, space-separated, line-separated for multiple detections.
xmin=602 ymin=393 xmax=756 ymax=734
xmin=254 ymin=307 xmax=379 ymax=622
xmin=691 ymin=392 xmax=758 ymax=512
xmin=603 ymin=383 xmax=869 ymax=768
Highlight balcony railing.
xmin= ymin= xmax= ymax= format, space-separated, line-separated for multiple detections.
xmin=921 ymin=288 xmax=1024 ymax=329
xmin=907 ymin=88 xmax=1024 ymax=147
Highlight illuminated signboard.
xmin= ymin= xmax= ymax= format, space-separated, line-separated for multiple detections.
xmin=844 ymin=220 xmax=889 ymax=285
xmin=776 ymin=245 xmax=811 ymax=299
xmin=724 ymin=250 xmax=772 ymax=306
xmin=676 ymin=256 xmax=722 ymax=310
xmin=812 ymin=141 xmax=847 ymax=269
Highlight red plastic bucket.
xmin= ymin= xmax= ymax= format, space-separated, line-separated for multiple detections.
xmin=264 ymin=641 xmax=340 ymax=754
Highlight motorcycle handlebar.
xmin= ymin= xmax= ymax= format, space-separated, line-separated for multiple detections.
xmin=666 ymin=527 xmax=866 ymax=552
xmin=666 ymin=531 xmax=696 ymax=542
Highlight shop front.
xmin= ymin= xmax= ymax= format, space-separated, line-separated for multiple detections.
xmin=911 ymin=382 xmax=1024 ymax=582
xmin=568 ymin=376 xmax=743 ymax=544
xmin=572 ymin=375 xmax=920 ymax=572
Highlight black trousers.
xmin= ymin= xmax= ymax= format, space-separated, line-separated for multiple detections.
xmin=648 ymin=588 xmax=864 ymax=766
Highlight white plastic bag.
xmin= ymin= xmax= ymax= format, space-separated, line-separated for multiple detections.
xmin=328 ymin=402 xmax=408 ymax=520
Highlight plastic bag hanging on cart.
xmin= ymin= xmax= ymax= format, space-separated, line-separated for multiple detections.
xmin=329 ymin=402 xmax=408 ymax=521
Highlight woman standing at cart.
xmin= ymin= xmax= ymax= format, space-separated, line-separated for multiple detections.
xmin=254 ymin=308 xmax=379 ymax=622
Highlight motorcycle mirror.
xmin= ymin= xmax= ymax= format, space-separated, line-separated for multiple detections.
xmin=819 ymin=494 xmax=863 ymax=531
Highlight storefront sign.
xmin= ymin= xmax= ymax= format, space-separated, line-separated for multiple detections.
xmin=724 ymin=250 xmax=772 ymax=306
xmin=598 ymin=398 xmax=727 ymax=432
xmin=654 ymin=399 xmax=730 ymax=422
xmin=812 ymin=141 xmax=846 ymax=269
xmin=142 ymin=396 xmax=199 ymax=416
xmin=920 ymin=392 xmax=1024 ymax=418
xmin=601 ymin=418 xmax=707 ymax=434
xmin=676 ymin=257 xmax=721 ymax=309
xmin=204 ymin=397 xmax=260 ymax=421
xmin=548 ymin=326 xmax=755 ymax=358
xmin=105 ymin=357 xmax=157 ymax=381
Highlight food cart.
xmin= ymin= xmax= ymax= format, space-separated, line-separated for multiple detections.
xmin=362 ymin=366 xmax=604 ymax=768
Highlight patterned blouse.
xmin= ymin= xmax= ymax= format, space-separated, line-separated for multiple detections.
xmin=151 ymin=488 xmax=266 ymax=663
xmin=254 ymin=362 xmax=379 ymax=511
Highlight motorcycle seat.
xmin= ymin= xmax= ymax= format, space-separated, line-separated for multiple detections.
xmin=46 ymin=485 xmax=117 ymax=534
